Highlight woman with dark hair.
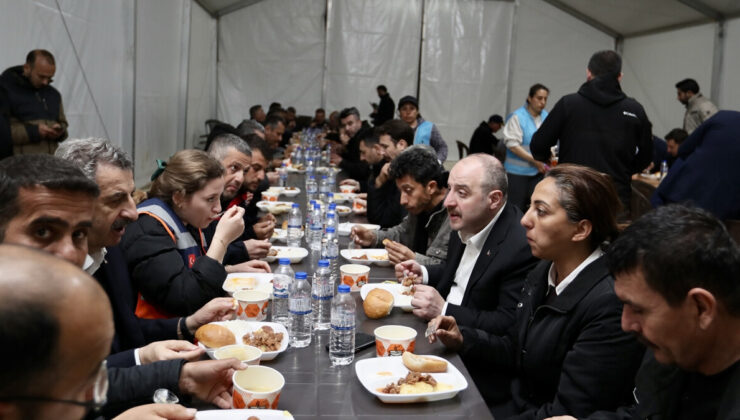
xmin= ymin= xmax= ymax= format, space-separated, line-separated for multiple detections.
xmin=428 ymin=164 xmax=644 ymax=419
xmin=121 ymin=149 xmax=245 ymax=318
xmin=503 ymin=83 xmax=550 ymax=212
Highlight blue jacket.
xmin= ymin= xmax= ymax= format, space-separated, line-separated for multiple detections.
xmin=652 ymin=111 xmax=740 ymax=220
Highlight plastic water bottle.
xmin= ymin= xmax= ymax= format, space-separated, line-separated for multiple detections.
xmin=289 ymin=271 xmax=312 ymax=348
xmin=309 ymin=203 xmax=323 ymax=251
xmin=312 ymin=259 xmax=333 ymax=331
xmin=306 ymin=156 xmax=315 ymax=176
xmin=330 ymin=284 xmax=356 ymax=366
xmin=278 ymin=163 xmax=288 ymax=187
xmin=660 ymin=160 xmax=668 ymax=179
xmin=321 ymin=226 xmax=339 ymax=285
xmin=319 ymin=175 xmax=329 ymax=203
xmin=292 ymin=145 xmax=303 ymax=167
xmin=287 ymin=204 xmax=303 ymax=247
xmin=272 ymin=258 xmax=294 ymax=327
xmin=327 ymin=170 xmax=337 ymax=192
xmin=306 ymin=175 xmax=318 ymax=205
xmin=326 ymin=192 xmax=336 ymax=209
xmin=324 ymin=210 xmax=338 ymax=235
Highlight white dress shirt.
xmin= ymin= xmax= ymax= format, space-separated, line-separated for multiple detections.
xmin=547 ymin=247 xmax=605 ymax=296
xmin=421 ymin=204 xmax=506 ymax=315
xmin=83 ymin=247 xmax=108 ymax=276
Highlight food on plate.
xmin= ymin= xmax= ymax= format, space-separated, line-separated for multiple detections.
xmin=292 ymin=163 xmax=304 ymax=170
xmin=195 ymin=324 xmax=236 ymax=348
xmin=285 ymin=187 xmax=298 ymax=191
xmin=363 ymin=288 xmax=394 ymax=319
xmin=355 ymin=254 xmax=368 ymax=260
xmin=370 ymin=253 xmax=388 ymax=261
xmin=379 ymin=372 xmax=453 ymax=394
xmin=402 ymin=275 xmax=416 ymax=287
xmin=402 ymin=351 xmax=448 ymax=373
xmin=268 ymin=248 xmax=279 ymax=257
xmin=242 ymin=325 xmax=284 ymax=351
xmin=274 ymin=203 xmax=291 ymax=210
xmin=401 ymin=285 xmax=415 ymax=296
xmin=282 ymin=220 xmax=288 ymax=230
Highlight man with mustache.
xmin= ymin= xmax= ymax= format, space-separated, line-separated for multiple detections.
xmin=548 ymin=205 xmax=740 ymax=420
xmin=395 ymin=154 xmax=538 ymax=332
xmin=55 ymin=139 xmax=239 ymax=368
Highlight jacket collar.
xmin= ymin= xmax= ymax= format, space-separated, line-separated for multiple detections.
xmin=538 ymin=254 xmax=610 ymax=312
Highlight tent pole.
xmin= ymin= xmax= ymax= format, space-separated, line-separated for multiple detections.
xmin=179 ymin=0 xmax=192 ymax=149
xmin=710 ymin=20 xmax=725 ymax=105
xmin=505 ymin=0 xmax=519 ymax=116
xmin=415 ymin=0 xmax=425 ymax=101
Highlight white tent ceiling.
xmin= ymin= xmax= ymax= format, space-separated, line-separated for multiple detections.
xmin=196 ymin=0 xmax=740 ymax=38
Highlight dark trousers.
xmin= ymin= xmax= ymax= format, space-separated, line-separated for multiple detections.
xmin=507 ymin=172 xmax=543 ymax=212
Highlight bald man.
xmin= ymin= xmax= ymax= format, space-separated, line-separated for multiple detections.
xmin=0 ymin=245 xmax=209 ymax=420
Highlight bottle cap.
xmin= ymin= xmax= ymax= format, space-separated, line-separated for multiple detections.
xmin=318 ymin=259 xmax=329 ymax=267
xmin=278 ymin=258 xmax=291 ymax=265
xmin=296 ymin=272 xmax=307 ymax=279
xmin=292 ymin=203 xmax=299 ymax=208
xmin=338 ymin=284 xmax=351 ymax=293
xmin=326 ymin=227 xmax=335 ymax=233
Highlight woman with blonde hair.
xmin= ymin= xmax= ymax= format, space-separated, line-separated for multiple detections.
xmin=121 ymin=149 xmax=245 ymax=317
xmin=428 ymin=164 xmax=645 ymax=419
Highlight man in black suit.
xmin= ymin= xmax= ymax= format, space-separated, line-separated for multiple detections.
xmin=396 ymin=153 xmax=537 ymax=334
xmin=55 ymin=138 xmax=235 ymax=368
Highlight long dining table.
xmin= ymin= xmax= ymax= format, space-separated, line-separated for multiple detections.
xmin=236 ymin=171 xmax=493 ymax=419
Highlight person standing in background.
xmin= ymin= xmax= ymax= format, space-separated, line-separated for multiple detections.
xmin=503 ymin=84 xmax=549 ymax=211
xmin=0 ymin=49 xmax=68 ymax=155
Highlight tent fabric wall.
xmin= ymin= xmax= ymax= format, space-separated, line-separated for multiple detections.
xmin=186 ymin=2 xmax=218 ymax=149
xmin=217 ymin=0 xmax=326 ymax=124
xmin=134 ymin=0 xmax=189 ymax=186
xmin=621 ymin=23 xmax=715 ymax=138
xmin=323 ymin=0 xmax=422 ymax=119
xmin=0 ymin=0 xmax=134 ymax=153
xmin=419 ymin=0 xmax=514 ymax=160
xmin=509 ymin=0 xmax=614 ymax=115
xmin=718 ymin=17 xmax=740 ymax=112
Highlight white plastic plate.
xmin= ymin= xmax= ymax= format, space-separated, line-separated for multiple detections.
xmin=199 ymin=320 xmax=289 ymax=361
xmin=355 ymin=356 xmax=468 ymax=403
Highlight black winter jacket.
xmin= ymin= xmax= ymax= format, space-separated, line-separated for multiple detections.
xmin=530 ymin=77 xmax=652 ymax=209
xmin=460 ymin=257 xmax=644 ymax=419
xmin=121 ymin=213 xmax=227 ymax=317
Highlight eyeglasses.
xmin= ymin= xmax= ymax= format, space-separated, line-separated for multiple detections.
xmin=0 ymin=360 xmax=108 ymax=411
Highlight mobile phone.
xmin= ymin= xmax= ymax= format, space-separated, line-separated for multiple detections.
xmin=325 ymin=331 xmax=375 ymax=353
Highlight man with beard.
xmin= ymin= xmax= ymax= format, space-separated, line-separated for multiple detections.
xmin=352 ymin=146 xmax=450 ymax=266
xmin=56 ymin=139 xmax=241 ymax=368
xmin=204 ymin=133 xmax=274 ymax=265
xmin=675 ymin=78 xmax=718 ymax=134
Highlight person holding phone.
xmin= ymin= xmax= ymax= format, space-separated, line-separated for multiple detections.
xmin=0 ymin=49 xmax=68 ymax=155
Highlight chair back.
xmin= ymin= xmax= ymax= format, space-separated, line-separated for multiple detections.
xmin=456 ymin=140 xmax=469 ymax=159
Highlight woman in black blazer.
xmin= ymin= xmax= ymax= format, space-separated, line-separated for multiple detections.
xmin=429 ymin=164 xmax=644 ymax=420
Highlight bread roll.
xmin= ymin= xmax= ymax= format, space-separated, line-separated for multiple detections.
xmin=363 ymin=288 xmax=394 ymax=319
xmin=195 ymin=324 xmax=236 ymax=348
xmin=402 ymin=351 xmax=448 ymax=373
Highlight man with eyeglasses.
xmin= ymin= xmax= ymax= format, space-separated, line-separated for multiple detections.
xmin=0 ymin=157 xmax=246 ymax=419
